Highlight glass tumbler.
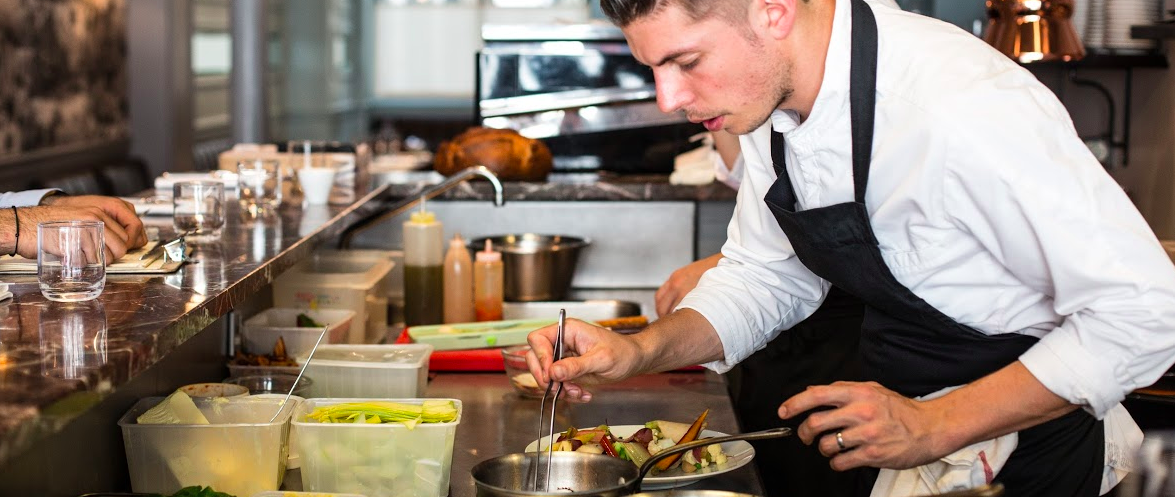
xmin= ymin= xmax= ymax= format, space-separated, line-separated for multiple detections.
xmin=38 ymin=221 xmax=106 ymax=302
xmin=237 ymin=159 xmax=283 ymax=210
xmin=172 ymin=180 xmax=225 ymax=239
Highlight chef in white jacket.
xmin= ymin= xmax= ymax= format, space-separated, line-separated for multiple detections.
xmin=527 ymin=0 xmax=1175 ymax=495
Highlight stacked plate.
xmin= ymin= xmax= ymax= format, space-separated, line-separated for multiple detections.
xmin=1085 ymin=0 xmax=1107 ymax=48
xmin=1104 ymin=0 xmax=1160 ymax=51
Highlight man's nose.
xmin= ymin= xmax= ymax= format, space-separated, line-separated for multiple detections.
xmin=655 ymin=72 xmax=690 ymax=114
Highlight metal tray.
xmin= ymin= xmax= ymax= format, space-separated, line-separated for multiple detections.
xmin=502 ymin=299 xmax=641 ymax=321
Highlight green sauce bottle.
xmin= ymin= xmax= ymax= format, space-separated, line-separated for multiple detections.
xmin=403 ymin=208 xmax=444 ymax=326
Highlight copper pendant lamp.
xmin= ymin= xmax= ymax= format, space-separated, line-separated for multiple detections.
xmin=984 ymin=0 xmax=1085 ymax=63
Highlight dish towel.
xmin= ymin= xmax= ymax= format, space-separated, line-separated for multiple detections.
xmin=669 ymin=133 xmax=719 ymax=185
xmin=870 ymin=390 xmax=1142 ymax=496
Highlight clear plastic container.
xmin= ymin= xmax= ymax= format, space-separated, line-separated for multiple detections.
xmin=292 ymin=398 xmax=462 ymax=497
xmin=241 ymin=308 xmax=357 ymax=356
xmin=294 ymin=344 xmax=432 ymax=398
xmin=252 ymin=491 xmax=367 ymax=497
xmin=118 ymin=396 xmax=297 ymax=497
xmin=273 ymin=253 xmax=394 ymax=344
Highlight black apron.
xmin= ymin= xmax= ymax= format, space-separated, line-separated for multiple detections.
xmin=760 ymin=0 xmax=1104 ymax=494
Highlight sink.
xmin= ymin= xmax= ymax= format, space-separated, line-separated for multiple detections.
xmin=502 ymin=300 xmax=641 ymax=321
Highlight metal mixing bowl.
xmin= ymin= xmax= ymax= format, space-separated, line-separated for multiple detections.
xmin=469 ymin=234 xmax=591 ymax=302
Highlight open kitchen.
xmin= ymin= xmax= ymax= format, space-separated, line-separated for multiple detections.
xmin=1 ymin=0 xmax=1175 ymax=496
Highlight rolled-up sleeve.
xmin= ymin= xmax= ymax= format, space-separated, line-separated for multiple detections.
xmin=942 ymin=89 xmax=1175 ymax=417
xmin=679 ymin=131 xmax=829 ymax=373
xmin=0 ymin=189 xmax=60 ymax=208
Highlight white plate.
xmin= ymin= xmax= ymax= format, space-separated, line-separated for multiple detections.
xmin=524 ymin=425 xmax=756 ymax=490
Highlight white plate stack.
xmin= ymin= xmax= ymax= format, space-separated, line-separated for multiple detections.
xmin=1105 ymin=0 xmax=1160 ymax=52
xmin=1085 ymin=0 xmax=1108 ymax=49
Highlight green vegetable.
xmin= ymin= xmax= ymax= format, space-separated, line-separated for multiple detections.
xmin=166 ymin=486 xmax=235 ymax=497
xmin=305 ymin=400 xmax=459 ymax=428
xmin=296 ymin=313 xmax=324 ymax=328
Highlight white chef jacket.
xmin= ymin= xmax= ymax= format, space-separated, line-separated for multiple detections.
xmin=0 ymin=189 xmax=60 ymax=208
xmin=678 ymin=0 xmax=1175 ymax=418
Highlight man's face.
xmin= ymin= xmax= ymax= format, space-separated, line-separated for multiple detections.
xmin=623 ymin=2 xmax=793 ymax=135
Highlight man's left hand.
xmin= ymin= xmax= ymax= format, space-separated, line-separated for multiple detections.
xmin=42 ymin=195 xmax=147 ymax=249
xmin=779 ymin=381 xmax=946 ymax=471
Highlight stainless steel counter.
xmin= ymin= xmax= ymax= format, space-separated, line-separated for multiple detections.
xmin=428 ymin=371 xmax=765 ymax=496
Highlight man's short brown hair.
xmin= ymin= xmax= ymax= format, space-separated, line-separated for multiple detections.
xmin=600 ymin=0 xmax=751 ymax=28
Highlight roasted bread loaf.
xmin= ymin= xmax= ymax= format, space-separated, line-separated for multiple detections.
xmin=434 ymin=127 xmax=553 ymax=181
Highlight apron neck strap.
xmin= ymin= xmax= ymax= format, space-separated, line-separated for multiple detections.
xmin=849 ymin=0 xmax=878 ymax=205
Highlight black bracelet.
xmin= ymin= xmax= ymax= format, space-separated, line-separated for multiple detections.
xmin=10 ymin=206 xmax=18 ymax=257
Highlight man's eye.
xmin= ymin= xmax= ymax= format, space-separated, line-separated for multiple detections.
xmin=680 ymin=58 xmax=700 ymax=70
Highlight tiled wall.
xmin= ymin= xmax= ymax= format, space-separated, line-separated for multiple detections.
xmin=0 ymin=0 xmax=128 ymax=157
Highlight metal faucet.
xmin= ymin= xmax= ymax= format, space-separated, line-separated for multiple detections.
xmin=339 ymin=165 xmax=505 ymax=248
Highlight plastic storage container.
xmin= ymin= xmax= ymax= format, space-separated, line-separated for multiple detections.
xmin=273 ymin=252 xmax=394 ymax=344
xmin=294 ymin=344 xmax=432 ymax=398
xmin=252 ymin=491 xmax=367 ymax=497
xmin=293 ymin=398 xmax=462 ymax=497
xmin=118 ymin=396 xmax=296 ymax=497
xmin=241 ymin=308 xmax=357 ymax=356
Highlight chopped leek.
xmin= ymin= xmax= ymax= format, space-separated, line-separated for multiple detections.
xmin=305 ymin=400 xmax=458 ymax=427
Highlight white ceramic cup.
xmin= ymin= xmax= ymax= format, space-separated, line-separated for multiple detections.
xmin=297 ymin=167 xmax=337 ymax=205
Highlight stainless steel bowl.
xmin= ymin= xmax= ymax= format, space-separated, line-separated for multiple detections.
xmin=471 ymin=452 xmax=639 ymax=496
xmin=469 ymin=234 xmax=591 ymax=302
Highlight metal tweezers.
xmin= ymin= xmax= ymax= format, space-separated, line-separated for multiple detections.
xmin=532 ymin=309 xmax=566 ymax=492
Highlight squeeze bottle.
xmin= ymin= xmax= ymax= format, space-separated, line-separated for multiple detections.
xmin=403 ymin=204 xmax=444 ymax=326
xmin=443 ymin=233 xmax=475 ymax=323
xmin=474 ymin=239 xmax=504 ymax=322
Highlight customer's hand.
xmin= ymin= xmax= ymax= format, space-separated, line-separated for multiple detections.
xmin=16 ymin=204 xmax=140 ymax=262
xmin=41 ymin=195 xmax=147 ymax=250
xmin=525 ymin=318 xmax=647 ymax=403
xmin=654 ymin=253 xmax=723 ymax=317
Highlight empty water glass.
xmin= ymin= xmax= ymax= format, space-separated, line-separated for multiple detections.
xmin=172 ymin=180 xmax=225 ymax=239
xmin=238 ymin=159 xmax=283 ymax=210
xmin=38 ymin=221 xmax=105 ymax=302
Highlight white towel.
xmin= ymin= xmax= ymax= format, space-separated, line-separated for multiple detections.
xmin=669 ymin=133 xmax=718 ymax=185
xmin=869 ymin=389 xmax=1142 ymax=496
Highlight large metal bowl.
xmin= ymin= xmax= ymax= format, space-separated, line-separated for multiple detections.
xmin=472 ymin=452 xmax=639 ymax=496
xmin=469 ymin=234 xmax=591 ymax=302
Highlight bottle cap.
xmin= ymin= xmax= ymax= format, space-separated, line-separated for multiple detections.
xmin=449 ymin=233 xmax=466 ymax=249
xmin=409 ymin=210 xmax=436 ymax=224
xmin=476 ymin=239 xmax=501 ymax=263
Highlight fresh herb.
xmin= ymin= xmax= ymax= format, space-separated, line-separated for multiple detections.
xmin=167 ymin=486 xmax=235 ymax=497
xmin=296 ymin=313 xmax=324 ymax=328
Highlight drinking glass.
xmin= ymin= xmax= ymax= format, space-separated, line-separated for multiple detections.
xmin=172 ymin=180 xmax=225 ymax=239
xmin=237 ymin=159 xmax=283 ymax=211
xmin=1119 ymin=431 xmax=1175 ymax=497
xmin=38 ymin=221 xmax=105 ymax=302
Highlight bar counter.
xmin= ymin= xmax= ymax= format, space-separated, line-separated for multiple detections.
xmin=0 ymin=185 xmax=388 ymax=492
xmin=429 ymin=371 xmax=765 ymax=497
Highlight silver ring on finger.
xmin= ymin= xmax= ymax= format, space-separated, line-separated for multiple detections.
xmin=835 ymin=431 xmax=847 ymax=452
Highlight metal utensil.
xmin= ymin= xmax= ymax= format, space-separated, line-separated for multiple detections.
xmin=139 ymin=230 xmax=191 ymax=262
xmin=531 ymin=308 xmax=566 ymax=492
xmin=268 ymin=325 xmax=327 ymax=423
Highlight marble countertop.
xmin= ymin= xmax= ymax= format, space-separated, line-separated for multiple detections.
xmin=0 ymin=185 xmax=388 ymax=468
xmin=375 ymin=171 xmax=738 ymax=202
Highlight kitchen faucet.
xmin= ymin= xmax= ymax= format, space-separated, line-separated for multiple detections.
xmin=338 ymin=165 xmax=505 ymax=248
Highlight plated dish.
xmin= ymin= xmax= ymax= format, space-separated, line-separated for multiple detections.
xmin=525 ymin=425 xmax=756 ymax=490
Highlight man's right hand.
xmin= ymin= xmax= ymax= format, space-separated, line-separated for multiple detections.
xmin=525 ymin=318 xmax=648 ymax=403
xmin=14 ymin=205 xmax=138 ymax=262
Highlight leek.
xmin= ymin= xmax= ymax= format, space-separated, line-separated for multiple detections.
xmin=305 ymin=400 xmax=458 ymax=428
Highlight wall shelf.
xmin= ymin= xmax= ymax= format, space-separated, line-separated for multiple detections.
xmin=1132 ymin=23 xmax=1175 ymax=40
xmin=1029 ymin=52 xmax=1168 ymax=69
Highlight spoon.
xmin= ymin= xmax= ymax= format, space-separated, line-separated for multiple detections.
xmin=268 ymin=325 xmax=328 ymax=423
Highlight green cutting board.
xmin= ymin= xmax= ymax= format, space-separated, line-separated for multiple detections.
xmin=406 ymin=319 xmax=556 ymax=351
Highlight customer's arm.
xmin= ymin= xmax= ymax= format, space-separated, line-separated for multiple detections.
xmin=41 ymin=195 xmax=147 ymax=250
xmin=0 ymin=202 xmax=143 ymax=262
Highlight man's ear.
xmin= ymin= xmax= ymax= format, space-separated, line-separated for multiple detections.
xmin=756 ymin=0 xmax=798 ymax=40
